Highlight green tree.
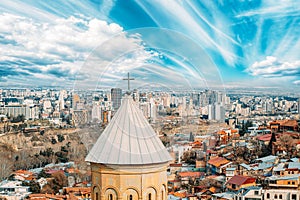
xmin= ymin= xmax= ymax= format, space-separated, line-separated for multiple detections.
xmin=51 ymin=137 xmax=57 ymax=144
xmin=57 ymin=134 xmax=65 ymax=142
xmin=38 ymin=169 xmax=51 ymax=178
xmin=240 ymin=120 xmax=253 ymax=136
xmin=11 ymin=114 xmax=25 ymax=123
xmin=22 ymin=180 xmax=40 ymax=193
xmin=42 ymin=171 xmax=68 ymax=194
xmin=267 ymin=132 xmax=277 ymax=155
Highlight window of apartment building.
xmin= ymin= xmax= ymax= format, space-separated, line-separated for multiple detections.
xmin=254 ymin=191 xmax=259 ymax=195
xmin=274 ymin=194 xmax=278 ymax=199
xmin=279 ymin=194 xmax=282 ymax=199
xmin=291 ymin=194 xmax=297 ymax=200
xmin=288 ymin=181 xmax=291 ymax=184
xmin=292 ymin=181 xmax=295 ymax=185
xmin=266 ymin=193 xmax=270 ymax=199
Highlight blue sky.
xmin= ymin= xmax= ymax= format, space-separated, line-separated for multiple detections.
xmin=0 ymin=0 xmax=300 ymax=91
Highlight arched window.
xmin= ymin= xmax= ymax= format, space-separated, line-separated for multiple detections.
xmin=279 ymin=194 xmax=282 ymax=199
xmin=267 ymin=193 xmax=270 ymax=199
xmin=275 ymin=194 xmax=278 ymax=199
xmin=148 ymin=193 xmax=152 ymax=200
xmin=105 ymin=189 xmax=117 ymax=200
xmin=124 ymin=189 xmax=138 ymax=200
xmin=96 ymin=192 xmax=99 ymax=200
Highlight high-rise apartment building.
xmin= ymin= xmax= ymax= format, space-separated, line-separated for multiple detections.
xmin=208 ymin=103 xmax=225 ymax=122
xmin=111 ymin=88 xmax=122 ymax=111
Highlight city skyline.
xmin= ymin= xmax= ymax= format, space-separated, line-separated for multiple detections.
xmin=0 ymin=0 xmax=300 ymax=91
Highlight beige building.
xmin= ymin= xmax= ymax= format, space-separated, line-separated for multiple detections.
xmin=72 ymin=109 xmax=88 ymax=126
xmin=86 ymin=95 xmax=172 ymax=200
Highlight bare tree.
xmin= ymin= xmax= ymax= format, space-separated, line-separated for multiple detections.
xmin=279 ymin=135 xmax=294 ymax=158
xmin=0 ymin=156 xmax=13 ymax=180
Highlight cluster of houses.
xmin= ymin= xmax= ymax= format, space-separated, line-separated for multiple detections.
xmin=167 ymin=120 xmax=300 ymax=199
xmin=0 ymin=162 xmax=91 ymax=200
xmin=1 ymin=119 xmax=300 ymax=200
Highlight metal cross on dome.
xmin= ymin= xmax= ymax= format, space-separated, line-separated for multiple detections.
xmin=123 ymin=72 xmax=135 ymax=91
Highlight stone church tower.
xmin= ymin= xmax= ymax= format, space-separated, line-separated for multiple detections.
xmin=86 ymin=95 xmax=172 ymax=200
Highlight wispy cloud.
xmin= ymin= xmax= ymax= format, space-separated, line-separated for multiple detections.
xmin=73 ymin=28 xmax=224 ymax=90
xmin=236 ymin=0 xmax=300 ymax=18
xmin=134 ymin=0 xmax=239 ymax=66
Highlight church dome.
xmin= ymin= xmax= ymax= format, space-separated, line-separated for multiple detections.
xmin=85 ymin=95 xmax=172 ymax=165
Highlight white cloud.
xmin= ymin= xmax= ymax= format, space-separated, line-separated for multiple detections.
xmin=0 ymin=12 xmax=151 ymax=86
xmin=247 ymin=56 xmax=300 ymax=77
xmin=293 ymin=80 xmax=300 ymax=85
xmin=0 ymin=12 xmax=123 ymax=56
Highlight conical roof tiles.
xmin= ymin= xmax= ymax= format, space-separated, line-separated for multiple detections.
xmin=85 ymin=95 xmax=172 ymax=165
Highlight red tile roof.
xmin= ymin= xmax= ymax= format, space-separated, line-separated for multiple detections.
xmin=256 ymin=134 xmax=272 ymax=141
xmin=227 ymin=175 xmax=256 ymax=186
xmin=170 ymin=163 xmax=182 ymax=167
xmin=208 ymin=157 xmax=230 ymax=167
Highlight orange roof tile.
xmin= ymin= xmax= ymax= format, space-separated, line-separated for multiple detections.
xmin=281 ymin=120 xmax=298 ymax=127
xmin=174 ymin=191 xmax=187 ymax=198
xmin=231 ymin=129 xmax=238 ymax=133
xmin=270 ymin=120 xmax=298 ymax=127
xmin=193 ymin=141 xmax=201 ymax=146
xmin=209 ymin=186 xmax=217 ymax=193
xmin=15 ymin=170 xmax=33 ymax=175
xmin=208 ymin=157 xmax=230 ymax=167
xmin=218 ymin=130 xmax=227 ymax=135
xmin=178 ymin=171 xmax=204 ymax=178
